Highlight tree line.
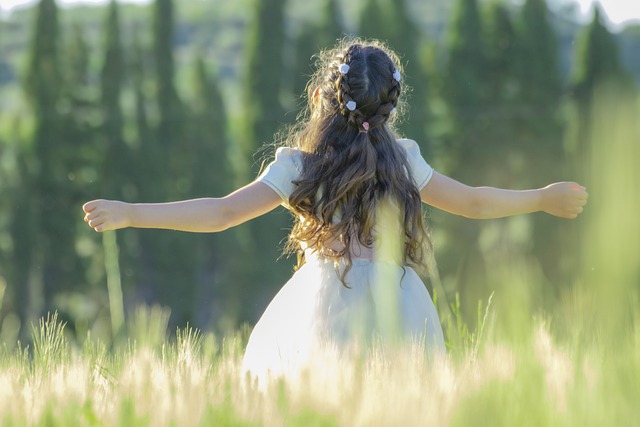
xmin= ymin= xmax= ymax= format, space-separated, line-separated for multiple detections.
xmin=0 ymin=0 xmax=635 ymax=343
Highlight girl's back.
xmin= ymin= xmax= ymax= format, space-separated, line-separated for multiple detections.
xmin=274 ymin=40 xmax=432 ymax=281
xmin=243 ymin=41 xmax=447 ymax=381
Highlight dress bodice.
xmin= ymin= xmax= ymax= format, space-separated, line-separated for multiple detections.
xmin=256 ymin=139 xmax=434 ymax=261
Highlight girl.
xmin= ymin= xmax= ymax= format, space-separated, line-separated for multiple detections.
xmin=83 ymin=39 xmax=587 ymax=380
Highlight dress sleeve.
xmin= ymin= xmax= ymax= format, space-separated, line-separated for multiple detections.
xmin=397 ymin=139 xmax=434 ymax=189
xmin=256 ymin=147 xmax=302 ymax=204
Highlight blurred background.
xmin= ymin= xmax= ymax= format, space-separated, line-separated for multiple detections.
xmin=0 ymin=0 xmax=637 ymax=346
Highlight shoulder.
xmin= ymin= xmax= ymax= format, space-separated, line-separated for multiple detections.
xmin=256 ymin=146 xmax=304 ymax=204
xmin=395 ymin=139 xmax=434 ymax=189
xmin=269 ymin=146 xmax=304 ymax=173
xmin=396 ymin=138 xmax=423 ymax=156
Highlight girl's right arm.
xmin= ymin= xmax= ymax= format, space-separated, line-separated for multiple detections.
xmin=420 ymin=172 xmax=588 ymax=219
xmin=83 ymin=181 xmax=283 ymax=233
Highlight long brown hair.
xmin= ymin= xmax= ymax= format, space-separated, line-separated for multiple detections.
xmin=282 ymin=38 xmax=431 ymax=284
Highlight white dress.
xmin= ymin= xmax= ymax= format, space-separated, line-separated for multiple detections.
xmin=242 ymin=139 xmax=446 ymax=381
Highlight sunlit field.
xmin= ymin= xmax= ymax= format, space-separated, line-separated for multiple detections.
xmin=0 ymin=90 xmax=638 ymax=426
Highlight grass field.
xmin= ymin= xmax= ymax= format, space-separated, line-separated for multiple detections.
xmin=0 ymin=89 xmax=637 ymax=426
xmin=0 ymin=302 xmax=637 ymax=426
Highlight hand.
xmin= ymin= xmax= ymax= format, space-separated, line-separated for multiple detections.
xmin=540 ymin=182 xmax=588 ymax=219
xmin=83 ymin=199 xmax=132 ymax=232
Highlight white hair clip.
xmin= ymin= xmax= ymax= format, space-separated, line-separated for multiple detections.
xmin=346 ymin=100 xmax=357 ymax=111
xmin=393 ymin=69 xmax=401 ymax=82
xmin=391 ymin=107 xmax=397 ymax=114
xmin=338 ymin=63 xmax=350 ymax=74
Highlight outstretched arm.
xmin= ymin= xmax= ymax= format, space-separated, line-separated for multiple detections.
xmin=83 ymin=181 xmax=283 ymax=232
xmin=421 ymin=172 xmax=588 ymax=219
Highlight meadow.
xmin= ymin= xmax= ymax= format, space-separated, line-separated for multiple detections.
xmin=0 ymin=88 xmax=638 ymax=427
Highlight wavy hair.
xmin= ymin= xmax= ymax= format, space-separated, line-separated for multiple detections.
xmin=281 ymin=38 xmax=431 ymax=284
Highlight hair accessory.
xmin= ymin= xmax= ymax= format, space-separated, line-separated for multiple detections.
xmin=346 ymin=100 xmax=357 ymax=111
xmin=390 ymin=107 xmax=397 ymax=114
xmin=338 ymin=63 xmax=350 ymax=74
xmin=393 ymin=69 xmax=401 ymax=82
xmin=361 ymin=122 xmax=370 ymax=132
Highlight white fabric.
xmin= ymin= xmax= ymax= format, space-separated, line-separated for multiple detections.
xmin=241 ymin=253 xmax=446 ymax=382
xmin=396 ymin=138 xmax=434 ymax=189
xmin=256 ymin=147 xmax=303 ymax=205
xmin=257 ymin=139 xmax=434 ymax=205
xmin=245 ymin=139 xmax=443 ymax=383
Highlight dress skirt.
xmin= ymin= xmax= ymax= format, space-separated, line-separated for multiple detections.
xmin=241 ymin=253 xmax=446 ymax=382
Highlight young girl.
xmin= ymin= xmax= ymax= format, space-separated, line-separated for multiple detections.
xmin=83 ymin=39 xmax=587 ymax=380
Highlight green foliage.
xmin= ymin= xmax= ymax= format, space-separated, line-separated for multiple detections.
xmin=484 ymin=2 xmax=517 ymax=101
xmin=573 ymin=6 xmax=631 ymax=104
xmin=517 ymin=0 xmax=561 ymax=107
xmin=101 ymin=0 xmax=125 ymax=161
xmin=243 ymin=0 xmax=287 ymax=164
xmin=358 ymin=0 xmax=385 ymax=41
xmin=568 ymin=5 xmax=634 ymax=200
xmin=239 ymin=0 xmax=295 ymax=323
xmin=24 ymin=0 xmax=61 ymax=111
xmin=31 ymin=312 xmax=69 ymax=370
xmin=0 ymin=0 xmax=638 ymax=347
xmin=381 ymin=0 xmax=432 ymax=149
xmin=445 ymin=0 xmax=487 ymax=120
xmin=292 ymin=0 xmax=343 ymax=100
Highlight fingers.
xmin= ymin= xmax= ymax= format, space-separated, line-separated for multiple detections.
xmin=559 ymin=204 xmax=585 ymax=219
xmin=567 ymin=182 xmax=589 ymax=200
xmin=87 ymin=217 xmax=106 ymax=230
xmin=83 ymin=201 xmax=107 ymax=232
xmin=84 ymin=210 xmax=100 ymax=223
xmin=83 ymin=200 xmax=100 ymax=213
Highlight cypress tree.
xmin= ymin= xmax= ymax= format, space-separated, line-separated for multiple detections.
xmin=187 ymin=54 xmax=235 ymax=328
xmin=130 ymin=32 xmax=155 ymax=303
xmin=518 ymin=0 xmax=562 ymax=118
xmin=22 ymin=0 xmax=68 ymax=320
xmin=573 ymin=6 xmax=629 ymax=106
xmin=154 ymin=0 xmax=181 ymax=161
xmin=479 ymin=2 xmax=522 ymax=181
xmin=517 ymin=0 xmax=565 ymax=264
xmin=101 ymin=1 xmax=125 ymax=146
xmin=99 ymin=0 xmax=131 ymax=337
xmin=292 ymin=28 xmax=319 ymax=102
xmin=382 ymin=0 xmax=431 ymax=150
xmin=15 ymin=0 xmax=88 ymax=328
xmin=243 ymin=0 xmax=287 ymax=169
xmin=358 ymin=0 xmax=433 ymax=149
xmin=190 ymin=56 xmax=229 ymax=197
xmin=444 ymin=0 xmax=488 ymax=132
xmin=132 ymin=34 xmax=152 ymax=161
xmin=25 ymin=0 xmax=61 ymax=114
xmin=134 ymin=0 xmax=195 ymax=326
xmin=66 ymin=24 xmax=91 ymax=92
xmin=485 ymin=2 xmax=517 ymax=104
xmin=292 ymin=0 xmax=343 ymax=101
xmin=318 ymin=0 xmax=343 ymax=47
xmin=8 ymin=148 xmax=36 ymax=337
xmin=358 ymin=0 xmax=385 ymax=41
xmin=570 ymin=6 xmax=632 ymax=185
xmin=437 ymin=0 xmax=490 ymax=318
xmin=101 ymin=0 xmax=127 ymax=199
xmin=240 ymin=0 xmax=293 ymax=325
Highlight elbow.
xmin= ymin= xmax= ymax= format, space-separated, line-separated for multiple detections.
xmin=201 ymin=199 xmax=234 ymax=232
xmin=208 ymin=207 xmax=234 ymax=232
xmin=462 ymin=192 xmax=493 ymax=219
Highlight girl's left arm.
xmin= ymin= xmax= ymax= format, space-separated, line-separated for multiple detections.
xmin=83 ymin=181 xmax=283 ymax=233
xmin=420 ymin=172 xmax=588 ymax=219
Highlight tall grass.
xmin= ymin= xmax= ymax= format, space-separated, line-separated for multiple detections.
xmin=0 ymin=89 xmax=637 ymax=426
